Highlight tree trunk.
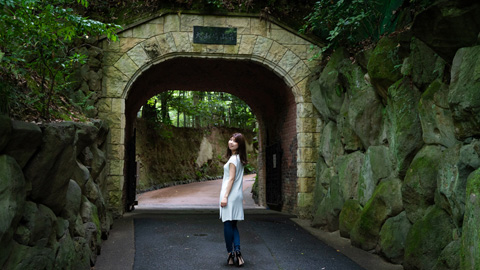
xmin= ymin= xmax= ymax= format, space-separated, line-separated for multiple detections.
xmin=193 ymin=92 xmax=200 ymax=128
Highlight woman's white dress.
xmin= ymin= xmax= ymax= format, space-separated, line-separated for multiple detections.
xmin=219 ymin=154 xmax=244 ymax=222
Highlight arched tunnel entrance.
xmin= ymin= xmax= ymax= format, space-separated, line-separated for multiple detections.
xmin=123 ymin=56 xmax=298 ymax=212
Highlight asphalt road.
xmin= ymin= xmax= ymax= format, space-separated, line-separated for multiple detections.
xmin=132 ymin=212 xmax=364 ymax=270
xmin=94 ymin=177 xmax=403 ymax=270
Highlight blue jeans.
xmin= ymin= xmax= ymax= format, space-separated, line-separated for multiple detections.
xmin=223 ymin=220 xmax=240 ymax=253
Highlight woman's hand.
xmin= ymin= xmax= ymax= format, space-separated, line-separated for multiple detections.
xmin=221 ymin=197 xmax=228 ymax=207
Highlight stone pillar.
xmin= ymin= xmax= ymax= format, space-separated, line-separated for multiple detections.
xmin=295 ymin=98 xmax=322 ymax=217
xmin=98 ymin=97 xmax=126 ymax=215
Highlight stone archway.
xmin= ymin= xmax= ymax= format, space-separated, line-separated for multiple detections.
xmin=98 ymin=12 xmax=322 ymax=215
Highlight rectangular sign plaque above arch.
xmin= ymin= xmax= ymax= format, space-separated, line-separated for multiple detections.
xmin=193 ymin=26 xmax=237 ymax=45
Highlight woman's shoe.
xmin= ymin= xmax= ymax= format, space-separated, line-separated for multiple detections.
xmin=227 ymin=252 xmax=235 ymax=266
xmin=235 ymin=250 xmax=244 ymax=267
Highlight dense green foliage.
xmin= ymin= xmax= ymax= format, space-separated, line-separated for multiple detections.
xmin=0 ymin=0 xmax=120 ymax=120
xmin=0 ymin=0 xmax=437 ymax=122
xmin=82 ymin=0 xmax=317 ymax=27
xmin=300 ymin=0 xmax=436 ymax=54
xmin=141 ymin=91 xmax=256 ymax=130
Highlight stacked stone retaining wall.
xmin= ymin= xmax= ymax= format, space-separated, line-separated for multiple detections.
xmin=0 ymin=117 xmax=111 ymax=270
xmin=309 ymin=2 xmax=480 ymax=268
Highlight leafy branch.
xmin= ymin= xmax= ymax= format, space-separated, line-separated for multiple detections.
xmin=0 ymin=0 xmax=121 ymax=120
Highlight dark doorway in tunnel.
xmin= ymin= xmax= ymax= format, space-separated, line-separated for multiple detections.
xmin=123 ymin=57 xmax=297 ymax=212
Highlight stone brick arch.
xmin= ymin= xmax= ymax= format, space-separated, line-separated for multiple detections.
xmin=98 ymin=12 xmax=322 ymax=215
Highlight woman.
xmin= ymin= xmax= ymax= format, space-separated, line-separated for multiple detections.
xmin=220 ymin=133 xmax=247 ymax=267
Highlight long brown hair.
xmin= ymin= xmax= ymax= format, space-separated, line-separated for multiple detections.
xmin=226 ymin=133 xmax=248 ymax=166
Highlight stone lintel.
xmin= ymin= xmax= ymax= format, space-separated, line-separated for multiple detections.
xmin=132 ymin=23 xmax=162 ymax=39
xmin=278 ymin=50 xmax=300 ymax=74
xmin=180 ymin=14 xmax=204 ymax=32
xmin=127 ymin=44 xmax=150 ymax=68
xmin=114 ymin=54 xmax=139 ymax=79
xmin=204 ymin=16 xmax=227 ymax=27
xmin=288 ymin=60 xmax=309 ymax=84
xmin=238 ymin=34 xmax=257 ymax=55
xmin=265 ymin=41 xmax=288 ymax=65
xmin=164 ymin=14 xmax=180 ymax=32
xmin=225 ymin=17 xmax=251 ymax=34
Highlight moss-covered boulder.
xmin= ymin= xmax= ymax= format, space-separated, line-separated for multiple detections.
xmin=461 ymin=168 xmax=480 ymax=269
xmin=448 ymin=45 xmax=480 ymax=139
xmin=379 ymin=211 xmax=411 ymax=264
xmin=337 ymin=96 xmax=363 ymax=151
xmin=74 ymin=237 xmax=92 ymax=269
xmin=82 ymin=144 xmax=106 ymax=182
xmin=418 ymin=79 xmax=457 ymax=147
xmin=402 ymin=145 xmax=444 ymax=223
xmin=434 ymin=239 xmax=461 ymax=270
xmin=367 ymin=36 xmax=403 ymax=102
xmin=25 ymin=123 xmax=77 ymax=215
xmin=358 ymin=146 xmax=393 ymax=206
xmin=0 ymin=115 xmax=12 ymax=152
xmin=348 ymin=85 xmax=385 ymax=149
xmin=312 ymin=157 xmax=329 ymax=214
xmin=350 ymin=178 xmax=403 ymax=251
xmin=339 ymin=199 xmax=363 ymax=238
xmin=339 ymin=61 xmax=368 ymax=97
xmin=54 ymin=232 xmax=76 ymax=270
xmin=311 ymin=48 xmax=348 ymax=121
xmin=73 ymin=122 xmax=100 ymax=156
xmin=386 ymin=77 xmax=423 ymax=176
xmin=335 ymin=151 xmax=365 ymax=201
xmin=62 ymin=180 xmax=82 ymax=233
xmin=409 ymin=38 xmax=446 ymax=90
xmin=3 ymin=241 xmax=55 ymax=270
xmin=318 ymin=121 xmax=344 ymax=167
xmin=436 ymin=140 xmax=480 ymax=227
xmin=80 ymin=196 xmax=102 ymax=264
xmin=311 ymin=171 xmax=344 ymax=231
xmin=0 ymin=155 xmax=26 ymax=266
xmin=404 ymin=206 xmax=454 ymax=270
xmin=412 ymin=1 xmax=480 ymax=62
xmin=3 ymin=121 xmax=43 ymax=169
xmin=35 ymin=204 xmax=58 ymax=248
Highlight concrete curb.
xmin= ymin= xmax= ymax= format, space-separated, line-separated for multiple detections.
xmin=291 ymin=218 xmax=404 ymax=270
xmin=93 ymin=217 xmax=135 ymax=270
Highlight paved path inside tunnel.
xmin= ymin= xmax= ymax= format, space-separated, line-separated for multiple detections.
xmin=136 ymin=174 xmax=262 ymax=210
xmin=94 ymin=175 xmax=402 ymax=270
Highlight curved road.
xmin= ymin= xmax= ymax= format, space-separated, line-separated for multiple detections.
xmin=136 ymin=174 xmax=261 ymax=210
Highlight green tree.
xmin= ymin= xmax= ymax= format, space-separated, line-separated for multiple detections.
xmin=0 ymin=0 xmax=121 ymax=119
xmin=300 ymin=0 xmax=436 ymax=56
xmin=142 ymin=91 xmax=256 ymax=130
